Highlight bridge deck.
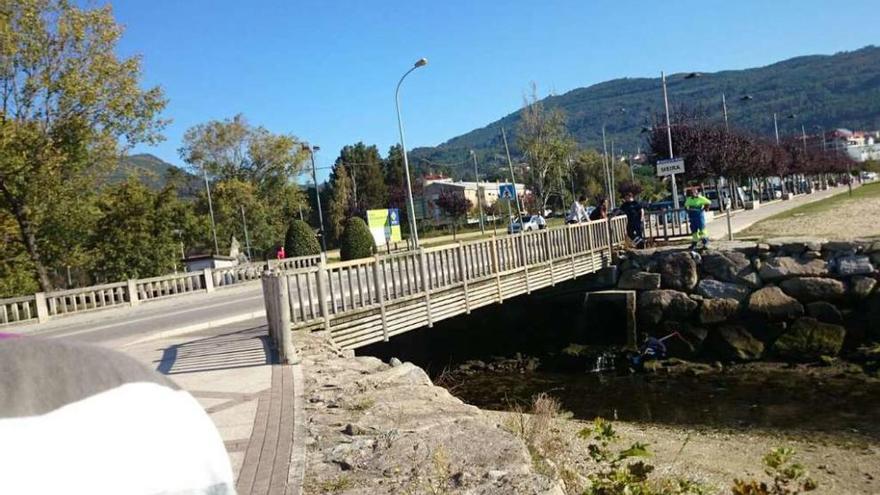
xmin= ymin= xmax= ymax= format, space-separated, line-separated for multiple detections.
xmin=271 ymin=217 xmax=627 ymax=350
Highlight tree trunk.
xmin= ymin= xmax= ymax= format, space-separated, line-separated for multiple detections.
xmin=2 ymin=188 xmax=53 ymax=292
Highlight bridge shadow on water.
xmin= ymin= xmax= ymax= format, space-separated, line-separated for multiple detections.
xmin=155 ymin=326 xmax=274 ymax=375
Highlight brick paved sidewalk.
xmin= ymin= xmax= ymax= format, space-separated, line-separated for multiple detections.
xmin=120 ymin=321 xmax=303 ymax=495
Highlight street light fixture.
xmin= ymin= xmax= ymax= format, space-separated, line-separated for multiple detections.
xmin=303 ymin=143 xmax=327 ymax=252
xmin=395 ymin=57 xmax=428 ymax=249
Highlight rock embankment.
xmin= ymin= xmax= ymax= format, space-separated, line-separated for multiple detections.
xmin=294 ymin=333 xmax=562 ymax=495
xmin=617 ymin=238 xmax=880 ymax=362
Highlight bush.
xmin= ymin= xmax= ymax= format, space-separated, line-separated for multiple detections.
xmin=339 ymin=217 xmax=375 ymax=261
xmin=284 ymin=219 xmax=320 ymax=258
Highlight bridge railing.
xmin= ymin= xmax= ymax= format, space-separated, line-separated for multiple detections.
xmin=643 ymin=208 xmax=691 ymax=242
xmin=277 ymin=216 xmax=628 ymax=333
xmin=0 ymin=253 xmax=323 ymax=328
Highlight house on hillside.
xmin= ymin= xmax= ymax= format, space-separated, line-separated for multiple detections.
xmin=829 ymin=128 xmax=880 ymax=162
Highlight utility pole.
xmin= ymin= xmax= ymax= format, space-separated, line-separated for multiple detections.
xmin=609 ymin=138 xmax=617 ymax=208
xmin=349 ymin=164 xmax=359 ymax=207
xmin=721 ymin=93 xmax=733 ymax=241
xmin=601 ymin=126 xmax=611 ymax=204
xmin=470 ymin=150 xmax=485 ymax=235
xmin=501 ymin=127 xmax=524 ymax=224
xmin=240 ymin=205 xmax=252 ymax=261
xmin=202 ymin=168 xmax=220 ymax=255
xmin=307 ymin=145 xmax=327 ymax=252
xmin=661 ymin=71 xmax=680 ymax=209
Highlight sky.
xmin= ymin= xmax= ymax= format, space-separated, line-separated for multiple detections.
xmin=111 ymin=0 xmax=879 ymax=182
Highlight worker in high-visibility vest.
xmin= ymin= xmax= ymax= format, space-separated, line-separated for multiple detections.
xmin=685 ymin=187 xmax=711 ymax=250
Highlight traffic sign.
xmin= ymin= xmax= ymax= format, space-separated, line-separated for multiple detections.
xmin=499 ymin=183 xmax=516 ymax=200
xmin=656 ymin=158 xmax=685 ymax=177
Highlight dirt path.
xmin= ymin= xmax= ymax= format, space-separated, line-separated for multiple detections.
xmin=743 ymin=190 xmax=880 ymax=240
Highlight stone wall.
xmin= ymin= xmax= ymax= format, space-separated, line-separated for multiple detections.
xmin=617 ymin=238 xmax=880 ymax=362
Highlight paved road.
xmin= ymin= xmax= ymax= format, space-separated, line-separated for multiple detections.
xmin=706 ymin=184 xmax=855 ymax=240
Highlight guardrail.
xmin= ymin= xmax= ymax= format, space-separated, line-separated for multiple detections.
xmin=0 ymin=254 xmax=323 ymax=327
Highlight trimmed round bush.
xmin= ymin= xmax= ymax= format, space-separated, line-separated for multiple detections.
xmin=339 ymin=217 xmax=375 ymax=261
xmin=284 ymin=219 xmax=320 ymax=257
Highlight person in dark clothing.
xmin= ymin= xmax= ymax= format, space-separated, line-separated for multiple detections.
xmin=619 ymin=191 xmax=644 ymax=247
xmin=589 ymin=196 xmax=608 ymax=221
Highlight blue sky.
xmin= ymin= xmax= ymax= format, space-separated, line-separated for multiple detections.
xmin=113 ymin=0 xmax=878 ymax=181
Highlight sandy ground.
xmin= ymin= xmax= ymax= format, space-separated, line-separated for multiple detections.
xmin=743 ymin=194 xmax=880 ymax=240
xmin=486 ymin=410 xmax=879 ymax=494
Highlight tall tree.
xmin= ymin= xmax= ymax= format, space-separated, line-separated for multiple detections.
xmin=336 ymin=142 xmax=387 ymax=210
xmin=326 ymin=162 xmax=353 ymax=244
xmin=0 ymin=0 xmax=167 ymax=290
xmin=517 ymin=84 xmax=576 ymax=211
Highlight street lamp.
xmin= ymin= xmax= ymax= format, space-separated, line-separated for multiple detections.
xmin=303 ymin=143 xmax=327 ymax=252
xmin=395 ymin=57 xmax=428 ymax=249
xmin=660 ymin=71 xmax=681 ymax=209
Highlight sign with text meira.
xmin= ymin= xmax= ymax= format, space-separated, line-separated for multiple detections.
xmin=656 ymin=158 xmax=685 ymax=177
xmin=366 ymin=209 xmax=402 ymax=247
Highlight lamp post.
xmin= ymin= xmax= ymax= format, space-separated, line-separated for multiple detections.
xmin=660 ymin=71 xmax=681 ymax=209
xmin=202 ymin=168 xmax=220 ymax=255
xmin=304 ymin=144 xmax=327 ymax=252
xmin=395 ymin=57 xmax=428 ymax=249
xmin=470 ymin=150 xmax=485 ymax=235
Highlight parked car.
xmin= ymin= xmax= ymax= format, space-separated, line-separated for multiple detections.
xmin=508 ymin=214 xmax=547 ymax=233
xmin=861 ymin=171 xmax=878 ymax=181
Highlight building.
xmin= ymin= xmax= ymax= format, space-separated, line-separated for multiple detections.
xmin=421 ymin=180 xmax=528 ymax=224
xmin=181 ymin=254 xmax=238 ymax=272
xmin=829 ymin=128 xmax=880 ymax=162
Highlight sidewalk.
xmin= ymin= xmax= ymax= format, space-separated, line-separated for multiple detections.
xmin=118 ymin=319 xmax=304 ymax=495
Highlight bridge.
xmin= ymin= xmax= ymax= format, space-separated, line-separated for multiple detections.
xmin=262 ymin=216 xmax=628 ymax=354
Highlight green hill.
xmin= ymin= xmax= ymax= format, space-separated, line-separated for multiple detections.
xmin=110 ymin=153 xmax=200 ymax=195
xmin=411 ymin=45 xmax=880 ymax=178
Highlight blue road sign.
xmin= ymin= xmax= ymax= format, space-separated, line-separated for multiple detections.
xmin=499 ymin=183 xmax=516 ymax=200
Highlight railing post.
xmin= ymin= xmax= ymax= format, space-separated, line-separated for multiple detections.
xmin=491 ymin=236 xmax=503 ymax=303
xmin=519 ymin=234 xmax=531 ymax=294
xmin=126 ymin=279 xmax=140 ymax=306
xmin=203 ymin=268 xmax=215 ymax=293
xmin=262 ymin=271 xmax=297 ymax=364
xmin=316 ymin=259 xmax=331 ymax=333
xmin=566 ymin=225 xmax=576 ymax=279
xmin=457 ymin=241 xmax=471 ymax=313
xmin=34 ymin=292 xmax=49 ymax=323
xmin=543 ymin=230 xmax=555 ymax=286
xmin=418 ymin=248 xmax=433 ymax=327
xmin=605 ymin=218 xmax=614 ymax=262
xmin=373 ymin=254 xmax=389 ymax=341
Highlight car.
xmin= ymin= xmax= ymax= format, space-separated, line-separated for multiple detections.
xmin=861 ymin=171 xmax=878 ymax=181
xmin=508 ymin=214 xmax=547 ymax=233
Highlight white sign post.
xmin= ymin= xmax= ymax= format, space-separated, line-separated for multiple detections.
xmin=656 ymin=158 xmax=685 ymax=209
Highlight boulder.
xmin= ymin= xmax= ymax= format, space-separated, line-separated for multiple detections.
xmin=766 ymin=237 xmax=826 ymax=254
xmin=695 ymin=279 xmax=751 ymax=302
xmin=872 ymin=252 xmax=880 ymax=267
xmin=699 ymin=298 xmax=741 ymax=324
xmin=822 ymin=241 xmax=859 ymax=256
xmin=758 ymin=256 xmax=829 ymax=281
xmin=617 ymin=270 xmax=661 ymax=290
xmin=659 ymin=252 xmax=699 ymax=291
xmin=779 ymin=277 xmax=846 ymax=302
xmin=748 ymin=286 xmax=805 ymax=320
xmin=805 ymin=301 xmax=843 ymax=324
xmin=701 ymin=251 xmax=762 ymax=288
xmin=706 ymin=325 xmax=765 ymax=361
xmin=850 ymin=276 xmax=877 ymax=299
xmin=772 ymin=317 xmax=846 ymax=360
xmin=637 ymin=289 xmax=698 ymax=326
xmin=835 ymin=255 xmax=875 ymax=276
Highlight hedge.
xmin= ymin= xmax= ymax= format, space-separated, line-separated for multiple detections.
xmin=339 ymin=217 xmax=375 ymax=261
xmin=284 ymin=219 xmax=321 ymax=257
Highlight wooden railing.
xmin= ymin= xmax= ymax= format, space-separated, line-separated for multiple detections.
xmin=643 ymin=208 xmax=691 ymax=242
xmin=266 ymin=217 xmax=627 ymax=350
xmin=0 ymin=253 xmax=322 ymax=327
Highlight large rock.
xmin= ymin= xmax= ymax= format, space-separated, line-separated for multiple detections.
xmin=850 ymin=276 xmax=877 ymax=299
xmin=758 ymin=256 xmax=830 ymax=281
xmin=637 ymin=289 xmax=698 ymax=326
xmin=772 ymin=317 xmax=846 ymax=360
xmin=835 ymin=255 xmax=875 ymax=276
xmin=695 ymin=279 xmax=751 ymax=302
xmin=617 ymin=270 xmax=661 ymax=290
xmin=748 ymin=286 xmax=805 ymax=320
xmin=701 ymin=251 xmax=762 ymax=288
xmin=767 ymin=237 xmax=826 ymax=254
xmin=706 ymin=325 xmax=765 ymax=361
xmin=699 ymin=298 xmax=741 ymax=324
xmin=779 ymin=277 xmax=846 ymax=302
xmin=659 ymin=252 xmax=699 ymax=291
xmin=805 ymin=301 xmax=843 ymax=324
xmin=822 ymin=241 xmax=860 ymax=256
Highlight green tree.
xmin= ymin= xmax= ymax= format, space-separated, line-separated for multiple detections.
xmin=0 ymin=0 xmax=167 ymax=290
xmin=327 ymin=162 xmax=353 ymax=244
xmin=339 ymin=217 xmax=375 ymax=261
xmin=435 ymin=191 xmax=472 ymax=240
xmin=284 ymin=219 xmax=320 ymax=257
xmin=336 ymin=142 xmax=388 ymax=210
xmin=89 ymin=180 xmax=183 ymax=281
xmin=517 ymin=84 xmax=576 ymax=212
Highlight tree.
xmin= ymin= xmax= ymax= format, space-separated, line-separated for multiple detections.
xmin=284 ymin=219 xmax=320 ymax=257
xmin=0 ymin=0 xmax=167 ymax=290
xmin=517 ymin=84 xmax=576 ymax=212
xmin=435 ymin=190 xmax=472 ymax=240
xmin=327 ymin=162 xmax=353 ymax=244
xmin=89 ymin=180 xmax=182 ymax=282
xmin=339 ymin=217 xmax=375 ymax=261
xmin=336 ymin=142 xmax=388 ymax=211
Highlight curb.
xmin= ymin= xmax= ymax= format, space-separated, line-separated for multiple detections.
xmin=123 ymin=310 xmax=266 ymax=347
xmin=286 ymin=361 xmax=307 ymax=495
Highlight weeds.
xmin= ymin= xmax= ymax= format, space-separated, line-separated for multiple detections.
xmin=732 ymin=447 xmax=817 ymax=495
xmin=343 ymin=396 xmax=375 ymax=411
xmin=313 ymin=475 xmax=354 ymax=493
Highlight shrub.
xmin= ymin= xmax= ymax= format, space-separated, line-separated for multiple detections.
xmin=284 ymin=219 xmax=320 ymax=257
xmin=339 ymin=217 xmax=375 ymax=261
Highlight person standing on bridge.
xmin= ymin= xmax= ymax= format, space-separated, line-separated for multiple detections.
xmin=619 ymin=191 xmax=645 ymax=248
xmin=276 ymin=245 xmax=286 ymax=260
xmin=568 ymin=195 xmax=589 ymax=224
xmin=685 ymin=187 xmax=711 ymax=251
xmin=589 ymin=196 xmax=608 ymax=221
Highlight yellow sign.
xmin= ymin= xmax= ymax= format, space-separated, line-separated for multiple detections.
xmin=366 ymin=209 xmax=402 ymax=246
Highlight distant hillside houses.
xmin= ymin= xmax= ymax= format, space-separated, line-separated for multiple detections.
xmin=829 ymin=129 xmax=880 ymax=162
